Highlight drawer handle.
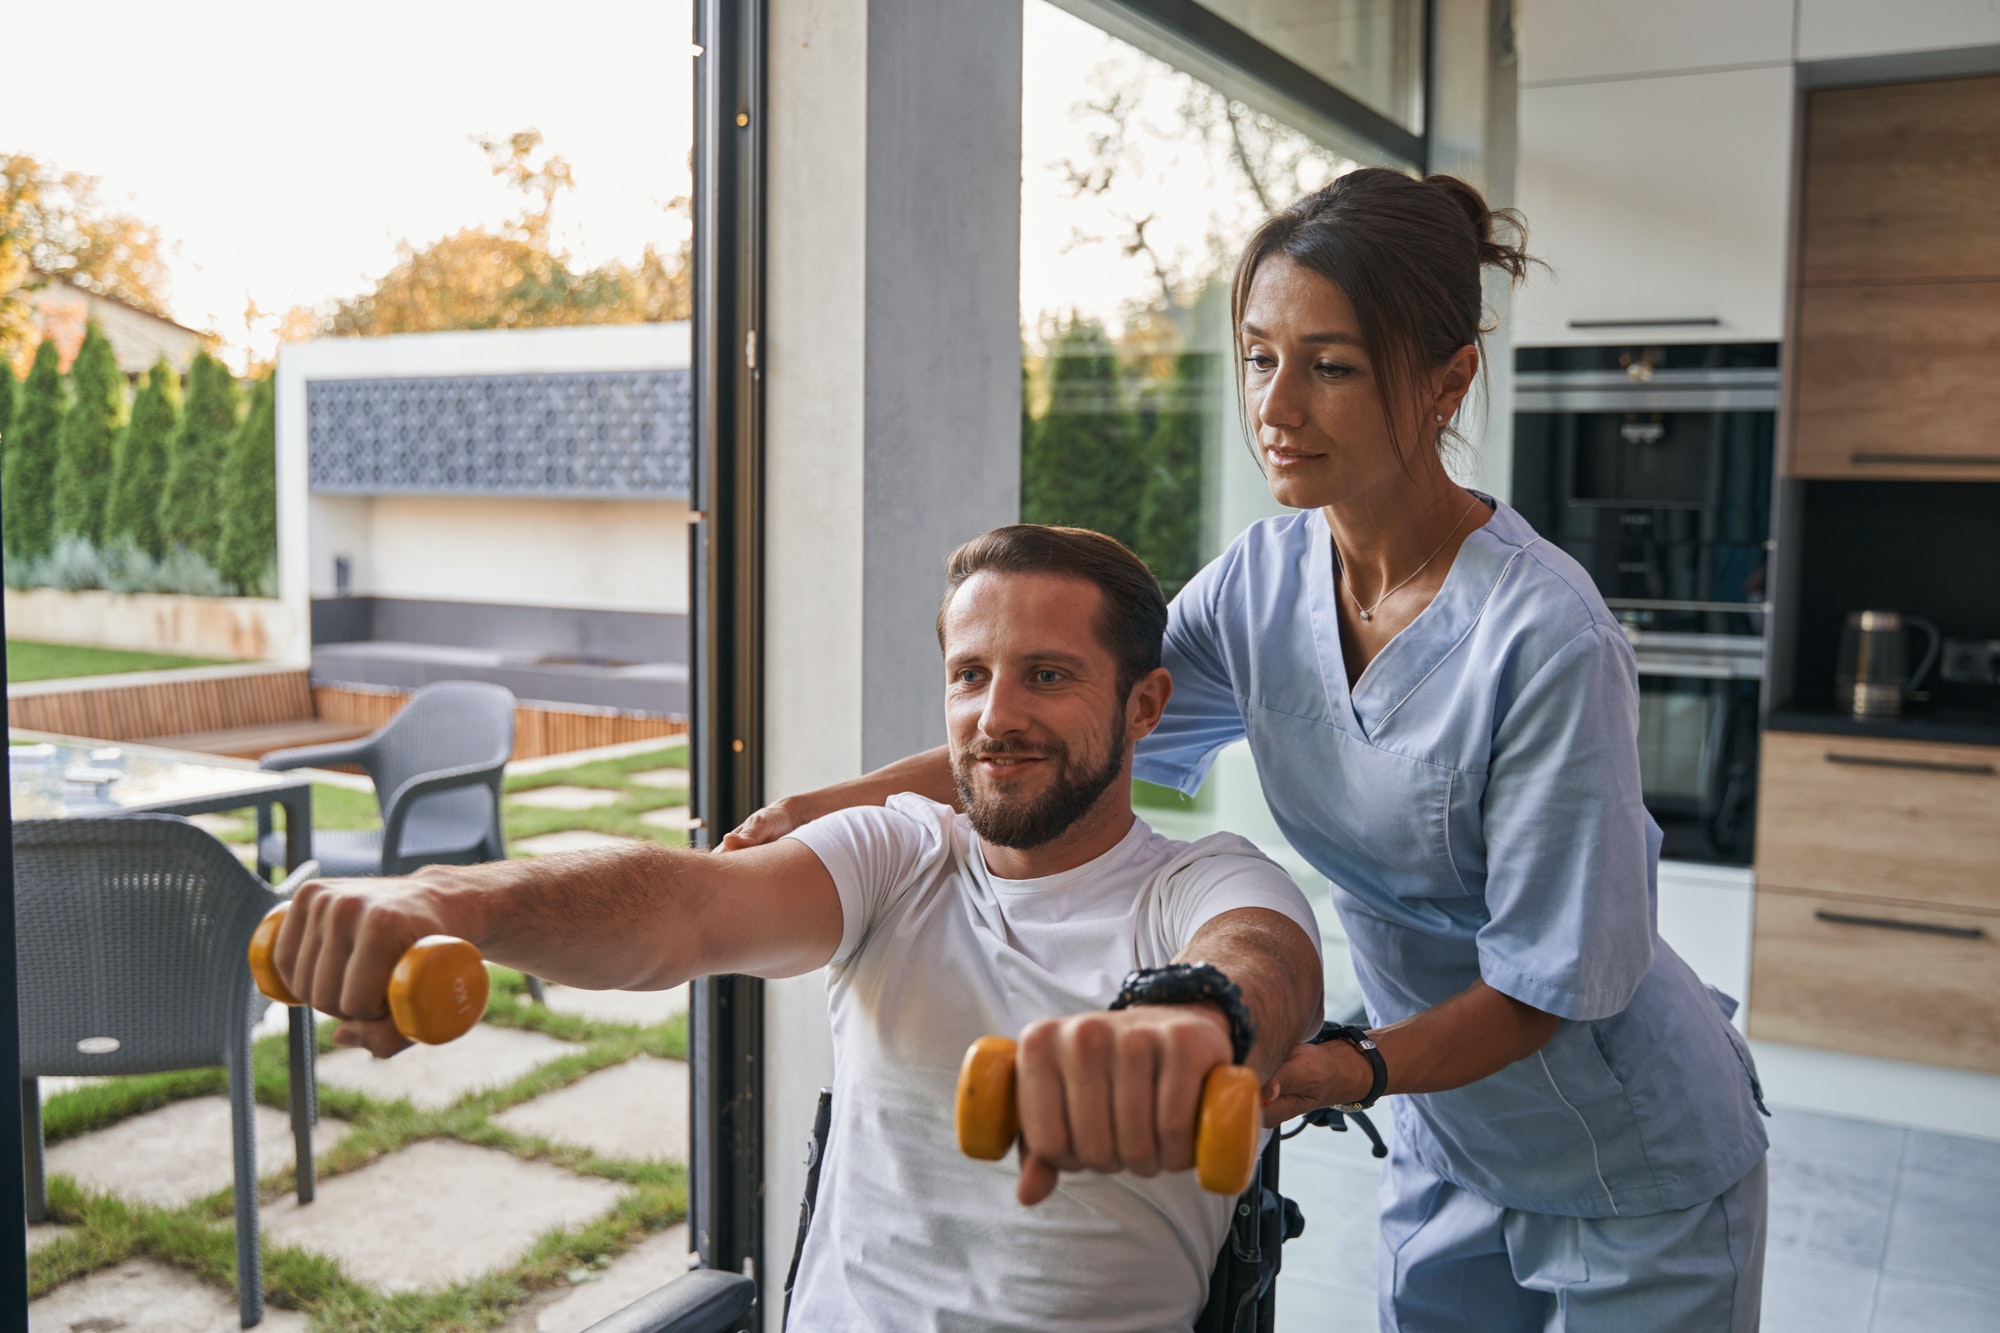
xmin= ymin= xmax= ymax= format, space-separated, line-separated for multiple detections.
xmin=1814 ymin=910 xmax=1986 ymax=941
xmin=1850 ymin=453 xmax=2000 ymax=467
xmin=1568 ymin=317 xmax=1722 ymax=329
xmin=1824 ymin=753 xmax=1997 ymax=776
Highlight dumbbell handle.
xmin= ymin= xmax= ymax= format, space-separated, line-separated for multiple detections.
xmin=954 ymin=1035 xmax=1262 ymax=1196
xmin=246 ymin=904 xmax=490 ymax=1046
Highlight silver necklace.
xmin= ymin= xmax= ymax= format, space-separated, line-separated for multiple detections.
xmin=1337 ymin=494 xmax=1483 ymax=623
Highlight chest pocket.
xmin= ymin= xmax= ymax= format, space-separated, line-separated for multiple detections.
xmin=1243 ymin=701 xmax=1465 ymax=905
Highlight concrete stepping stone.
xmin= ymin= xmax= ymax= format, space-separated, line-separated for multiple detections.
xmin=503 ymin=1224 xmax=693 ymax=1333
xmin=27 ymin=1222 xmax=75 ymax=1253
xmin=627 ymin=768 xmax=689 ymax=790
xmin=44 ymin=1097 xmax=350 ymax=1209
xmin=509 ymin=785 xmax=626 ymax=811
xmin=637 ymin=806 xmax=692 ymax=832
xmin=542 ymin=983 xmax=689 ymax=1027
xmin=261 ymin=1139 xmax=625 ymax=1294
xmin=493 ymin=1056 xmax=688 ymax=1163
xmin=317 ymin=1023 xmax=582 ymax=1112
xmin=515 ymin=830 xmax=648 ymax=857
xmin=27 ymin=1256 xmax=310 ymax=1332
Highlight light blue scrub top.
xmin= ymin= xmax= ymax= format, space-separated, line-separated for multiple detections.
xmin=1135 ymin=499 xmax=1769 ymax=1219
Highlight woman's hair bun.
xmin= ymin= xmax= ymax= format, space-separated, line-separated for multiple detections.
xmin=1422 ymin=173 xmax=1535 ymax=286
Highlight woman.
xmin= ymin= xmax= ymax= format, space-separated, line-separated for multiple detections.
xmin=730 ymin=169 xmax=1770 ymax=1330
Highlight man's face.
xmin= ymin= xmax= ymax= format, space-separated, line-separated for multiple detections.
xmin=942 ymin=570 xmax=1132 ymax=851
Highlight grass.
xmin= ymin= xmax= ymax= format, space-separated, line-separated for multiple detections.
xmin=6 ymin=638 xmax=230 ymax=683
xmin=29 ymin=743 xmax=697 ymax=1329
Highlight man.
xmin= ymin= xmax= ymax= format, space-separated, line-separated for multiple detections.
xmin=272 ymin=524 xmax=1324 ymax=1331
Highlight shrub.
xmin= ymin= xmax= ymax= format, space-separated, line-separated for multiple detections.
xmin=0 ymin=356 xmax=15 ymax=449
xmin=1022 ymin=318 xmax=1143 ymax=552
xmin=1134 ymin=350 xmax=1206 ymax=599
xmin=106 ymin=358 xmax=180 ymax=559
xmin=3 ymin=339 xmax=65 ymax=563
xmin=53 ymin=323 xmax=126 ymax=546
xmin=215 ymin=375 xmax=276 ymax=594
xmin=157 ymin=350 xmax=237 ymax=563
xmin=36 ymin=534 xmax=109 ymax=591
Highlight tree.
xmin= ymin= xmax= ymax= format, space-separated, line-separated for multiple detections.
xmin=295 ymin=130 xmax=691 ymax=340
xmin=158 ymin=351 xmax=238 ymax=561
xmin=3 ymin=339 xmax=65 ymax=562
xmin=1135 ymin=349 xmax=1207 ymax=598
xmin=0 ymin=355 xmax=15 ymax=453
xmin=1 ymin=154 xmax=173 ymax=368
xmin=215 ymin=375 xmax=276 ymax=594
xmin=1022 ymin=318 xmax=1143 ymax=552
xmin=107 ymin=358 xmax=181 ymax=558
xmin=52 ymin=323 xmax=125 ymax=545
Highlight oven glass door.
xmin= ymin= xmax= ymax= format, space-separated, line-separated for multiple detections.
xmin=1636 ymin=672 xmax=1759 ymax=865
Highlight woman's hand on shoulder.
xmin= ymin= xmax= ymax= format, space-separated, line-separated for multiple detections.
xmin=719 ymin=800 xmax=801 ymax=851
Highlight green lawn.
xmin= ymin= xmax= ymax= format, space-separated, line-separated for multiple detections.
xmin=6 ymin=639 xmax=230 ymax=683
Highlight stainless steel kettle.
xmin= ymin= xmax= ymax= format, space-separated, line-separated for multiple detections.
xmin=1836 ymin=610 xmax=1941 ymax=717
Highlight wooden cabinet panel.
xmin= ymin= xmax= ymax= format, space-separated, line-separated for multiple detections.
xmin=1749 ymin=887 xmax=2000 ymax=1075
xmin=1789 ymin=280 xmax=2000 ymax=479
xmin=1800 ymin=75 xmax=2000 ymax=285
xmin=1756 ymin=731 xmax=2000 ymax=912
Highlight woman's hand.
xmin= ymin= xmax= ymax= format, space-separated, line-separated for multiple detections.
xmin=1260 ymin=1039 xmax=1371 ymax=1126
xmin=718 ymin=801 xmax=800 ymax=851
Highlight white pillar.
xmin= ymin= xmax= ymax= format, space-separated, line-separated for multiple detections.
xmin=760 ymin=0 xmax=1022 ymax=1312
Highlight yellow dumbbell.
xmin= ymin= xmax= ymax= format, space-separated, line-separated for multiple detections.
xmin=954 ymin=1034 xmax=1263 ymax=1196
xmin=247 ymin=903 xmax=490 ymax=1046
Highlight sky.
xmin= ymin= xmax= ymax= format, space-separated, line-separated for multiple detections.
xmin=7 ymin=1 xmax=1354 ymax=370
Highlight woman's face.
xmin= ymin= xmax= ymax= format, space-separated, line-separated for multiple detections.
xmin=1239 ymin=254 xmax=1453 ymax=511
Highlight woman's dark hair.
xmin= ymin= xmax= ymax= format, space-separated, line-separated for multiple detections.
xmin=1230 ymin=168 xmax=1537 ymax=466
xmin=937 ymin=525 xmax=1167 ymax=701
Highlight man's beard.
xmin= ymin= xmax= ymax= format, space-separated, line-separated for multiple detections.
xmin=952 ymin=726 xmax=1126 ymax=852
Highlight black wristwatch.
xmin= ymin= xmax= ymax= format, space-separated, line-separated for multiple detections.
xmin=1109 ymin=963 xmax=1257 ymax=1066
xmin=1312 ymin=1021 xmax=1388 ymax=1112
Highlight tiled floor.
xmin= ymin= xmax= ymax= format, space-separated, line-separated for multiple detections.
xmin=1274 ymin=1105 xmax=2000 ymax=1331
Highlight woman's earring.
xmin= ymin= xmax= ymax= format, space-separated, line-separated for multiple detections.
xmin=1434 ymin=413 xmax=1444 ymax=422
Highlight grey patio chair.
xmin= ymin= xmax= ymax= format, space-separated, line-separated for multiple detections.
xmin=15 ymin=816 xmax=322 ymax=1329
xmin=254 ymin=680 xmax=515 ymax=880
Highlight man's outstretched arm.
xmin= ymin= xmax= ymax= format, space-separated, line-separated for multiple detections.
xmin=272 ymin=838 xmax=842 ymax=1057
xmin=1012 ymin=905 xmax=1323 ymax=1205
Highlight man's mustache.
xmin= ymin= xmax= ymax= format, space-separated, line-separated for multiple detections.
xmin=963 ymin=739 xmax=1066 ymax=762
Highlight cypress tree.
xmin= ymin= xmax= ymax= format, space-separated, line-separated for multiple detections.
xmin=1 ymin=358 xmax=16 ymax=456
xmin=107 ymin=359 xmax=181 ymax=559
xmin=215 ymin=375 xmax=277 ymax=594
xmin=1020 ymin=318 xmax=1142 ymax=550
xmin=158 ymin=350 xmax=239 ymax=561
xmin=3 ymin=339 xmax=67 ymax=563
xmin=1135 ymin=349 xmax=1207 ymax=599
xmin=52 ymin=323 xmax=126 ymax=546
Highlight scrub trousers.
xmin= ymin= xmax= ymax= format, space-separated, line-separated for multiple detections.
xmin=1377 ymin=1146 xmax=1768 ymax=1331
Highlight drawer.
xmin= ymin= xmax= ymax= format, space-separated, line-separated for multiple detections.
xmin=1756 ymin=731 xmax=2000 ymax=913
xmin=1748 ymin=887 xmax=2000 ymax=1075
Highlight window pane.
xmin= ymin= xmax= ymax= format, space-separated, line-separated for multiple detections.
xmin=1022 ymin=0 xmax=1396 ymax=1021
xmin=1201 ymin=0 xmax=1428 ymax=133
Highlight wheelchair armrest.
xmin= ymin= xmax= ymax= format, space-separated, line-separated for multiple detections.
xmin=579 ymin=1268 xmax=757 ymax=1333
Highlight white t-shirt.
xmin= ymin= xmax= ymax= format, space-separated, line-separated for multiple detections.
xmin=783 ymin=793 xmax=1321 ymax=1333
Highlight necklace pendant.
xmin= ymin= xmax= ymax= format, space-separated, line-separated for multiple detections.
xmin=1359 ymin=609 xmax=1373 ymax=621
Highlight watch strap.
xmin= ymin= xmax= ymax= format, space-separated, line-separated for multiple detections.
xmin=1312 ymin=1021 xmax=1388 ymax=1112
xmin=1109 ymin=962 xmax=1257 ymax=1066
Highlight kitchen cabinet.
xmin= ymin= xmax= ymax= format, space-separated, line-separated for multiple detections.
xmin=1512 ymin=67 xmax=1795 ymax=347
xmin=1790 ymin=280 xmax=2000 ymax=480
xmin=1517 ymin=0 xmax=1792 ymax=84
xmin=1799 ymin=75 xmax=2000 ymax=285
xmin=1751 ymin=730 xmax=2000 ymax=1074
xmin=1655 ymin=861 xmax=1753 ymax=1029
xmin=1797 ymin=0 xmax=2000 ymax=63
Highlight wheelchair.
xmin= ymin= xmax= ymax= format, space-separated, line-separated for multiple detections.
xmin=583 ymin=1030 xmax=1385 ymax=1333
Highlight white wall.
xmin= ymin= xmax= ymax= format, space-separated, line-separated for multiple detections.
xmin=760 ymin=0 xmax=1023 ymax=1319
xmin=277 ymin=323 xmax=694 ymax=637
xmin=309 ymin=495 xmax=691 ymax=613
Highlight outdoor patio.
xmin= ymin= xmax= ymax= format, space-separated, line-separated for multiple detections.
xmin=22 ymin=738 xmax=698 ymax=1332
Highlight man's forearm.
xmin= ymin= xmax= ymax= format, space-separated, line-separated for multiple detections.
xmin=413 ymin=843 xmax=716 ymax=992
xmin=780 ymin=745 xmax=958 ymax=821
xmin=1178 ymin=909 xmax=1325 ymax=1081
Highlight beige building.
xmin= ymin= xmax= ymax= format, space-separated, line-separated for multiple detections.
xmin=19 ymin=274 xmax=208 ymax=378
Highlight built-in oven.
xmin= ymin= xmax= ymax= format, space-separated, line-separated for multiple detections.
xmin=1512 ymin=345 xmax=1779 ymax=864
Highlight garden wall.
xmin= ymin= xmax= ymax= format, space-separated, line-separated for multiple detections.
xmin=3 ymin=588 xmax=303 ymax=663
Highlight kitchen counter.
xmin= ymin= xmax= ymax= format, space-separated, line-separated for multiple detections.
xmin=1765 ymin=707 xmax=2000 ymax=750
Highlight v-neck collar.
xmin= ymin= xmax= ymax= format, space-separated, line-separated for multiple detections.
xmin=1304 ymin=493 xmax=1512 ymax=740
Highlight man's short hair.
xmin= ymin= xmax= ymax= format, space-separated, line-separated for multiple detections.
xmin=936 ymin=525 xmax=1169 ymax=700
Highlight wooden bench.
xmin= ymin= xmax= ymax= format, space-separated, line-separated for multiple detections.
xmin=6 ymin=664 xmax=374 ymax=760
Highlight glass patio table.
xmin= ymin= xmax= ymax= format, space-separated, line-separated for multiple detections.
xmin=8 ymin=732 xmax=313 ymax=871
